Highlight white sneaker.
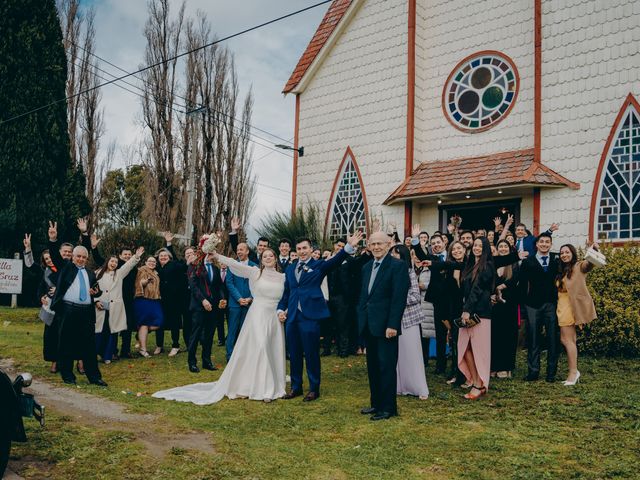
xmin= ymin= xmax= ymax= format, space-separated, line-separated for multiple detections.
xmin=168 ymin=347 xmax=180 ymax=357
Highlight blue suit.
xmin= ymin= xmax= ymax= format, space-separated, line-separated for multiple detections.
xmin=225 ymin=259 xmax=257 ymax=360
xmin=277 ymin=248 xmax=350 ymax=394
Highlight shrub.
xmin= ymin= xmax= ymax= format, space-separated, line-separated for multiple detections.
xmin=93 ymin=224 xmax=169 ymax=266
xmin=256 ymin=204 xmax=330 ymax=250
xmin=581 ymin=243 xmax=640 ymax=357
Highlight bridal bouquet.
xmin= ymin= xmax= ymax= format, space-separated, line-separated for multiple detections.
xmin=200 ymin=233 xmax=221 ymax=254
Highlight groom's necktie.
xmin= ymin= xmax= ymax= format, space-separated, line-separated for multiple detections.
xmin=295 ymin=262 xmax=305 ymax=282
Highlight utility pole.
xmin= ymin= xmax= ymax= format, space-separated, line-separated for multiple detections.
xmin=182 ymin=106 xmax=206 ymax=244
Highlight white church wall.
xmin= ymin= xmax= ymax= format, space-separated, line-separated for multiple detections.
xmin=541 ymin=0 xmax=640 ymax=245
xmin=296 ymin=0 xmax=408 ymax=232
xmin=414 ymin=0 xmax=535 ymax=164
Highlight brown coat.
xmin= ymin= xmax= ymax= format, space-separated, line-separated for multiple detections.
xmin=562 ymin=260 xmax=597 ymax=326
xmin=135 ymin=266 xmax=161 ymax=300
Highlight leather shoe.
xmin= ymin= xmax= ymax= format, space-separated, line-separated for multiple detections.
xmin=370 ymin=411 xmax=394 ymax=421
xmin=524 ymin=373 xmax=539 ymax=382
xmin=90 ymin=379 xmax=108 ymax=387
xmin=63 ymin=379 xmax=76 ymax=385
xmin=360 ymin=407 xmax=376 ymax=415
xmin=189 ymin=364 xmax=200 ymax=373
xmin=303 ymin=391 xmax=319 ymax=402
xmin=202 ymin=362 xmax=218 ymax=371
xmin=545 ymin=376 xmax=556 ymax=383
xmin=283 ymin=390 xmax=303 ymax=400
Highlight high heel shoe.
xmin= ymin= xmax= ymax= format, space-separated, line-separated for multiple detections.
xmin=563 ymin=371 xmax=580 ymax=386
xmin=464 ymin=385 xmax=487 ymax=400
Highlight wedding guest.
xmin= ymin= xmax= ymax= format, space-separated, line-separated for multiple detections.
xmin=278 ymin=238 xmax=292 ymax=270
xmin=229 ymin=218 xmax=262 ymax=263
xmin=217 ymin=263 xmax=228 ymax=346
xmin=556 ymin=243 xmax=599 ymax=385
xmin=403 ymin=236 xmax=413 ymax=248
xmin=47 ymin=219 xmax=105 ymax=386
xmin=94 ymin=247 xmax=143 ymax=364
xmin=416 ymin=231 xmax=431 ymax=258
xmin=358 ymin=232 xmax=409 ymax=421
xmin=134 ymin=256 xmax=163 ymax=358
xmin=476 ymin=229 xmax=487 ymax=238
xmin=156 ymin=241 xmax=186 ymax=357
xmin=322 ymin=249 xmax=332 ymax=260
xmin=391 ymin=245 xmax=428 ymax=400
xmin=23 ymin=234 xmax=59 ymax=373
xmin=413 ymin=251 xmax=434 ymax=368
xmin=187 ymin=239 xmax=227 ymax=373
xmin=487 ymin=230 xmax=495 ymax=245
xmin=459 ymin=230 xmax=475 ymax=253
xmin=289 ymin=252 xmax=298 ymax=262
xmin=458 ymin=237 xmax=495 ymax=399
xmin=225 ymin=242 xmax=256 ymax=361
xmin=490 ymin=240 xmax=519 ymax=379
xmin=168 ymin=245 xmax=196 ymax=351
xmin=311 ymin=248 xmax=322 ymax=260
xmin=518 ymin=232 xmax=560 ymax=382
xmin=506 ymin=216 xmax=559 ymax=258
xmin=326 ymin=238 xmax=350 ymax=357
xmin=504 ymin=232 xmax=516 ymax=248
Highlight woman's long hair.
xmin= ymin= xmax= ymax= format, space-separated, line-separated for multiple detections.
xmin=556 ymin=243 xmax=578 ymax=283
xmin=495 ymin=239 xmax=514 ymax=281
xmin=461 ymin=237 xmax=494 ymax=283
xmin=96 ymin=255 xmax=118 ymax=281
xmin=258 ymin=248 xmax=282 ymax=277
xmin=40 ymin=249 xmax=51 ymax=270
xmin=391 ymin=244 xmax=412 ymax=269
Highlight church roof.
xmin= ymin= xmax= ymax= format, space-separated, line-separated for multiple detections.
xmin=384 ymin=149 xmax=580 ymax=205
xmin=283 ymin=0 xmax=353 ymax=94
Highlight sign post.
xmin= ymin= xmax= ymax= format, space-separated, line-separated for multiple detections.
xmin=0 ymin=254 xmax=23 ymax=308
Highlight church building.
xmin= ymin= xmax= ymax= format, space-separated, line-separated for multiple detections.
xmin=283 ymin=0 xmax=640 ymax=245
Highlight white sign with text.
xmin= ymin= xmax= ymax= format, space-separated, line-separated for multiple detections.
xmin=0 ymin=259 xmax=23 ymax=294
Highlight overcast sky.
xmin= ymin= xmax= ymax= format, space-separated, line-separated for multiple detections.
xmin=90 ymin=0 xmax=326 ymax=239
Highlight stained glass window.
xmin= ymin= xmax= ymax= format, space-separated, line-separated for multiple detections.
xmin=328 ymin=152 xmax=367 ymax=240
xmin=443 ymin=52 xmax=519 ymax=132
xmin=596 ymin=105 xmax=640 ymax=241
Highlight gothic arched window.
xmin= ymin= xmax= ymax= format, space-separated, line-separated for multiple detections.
xmin=593 ymin=95 xmax=640 ymax=241
xmin=326 ymin=148 xmax=368 ymax=240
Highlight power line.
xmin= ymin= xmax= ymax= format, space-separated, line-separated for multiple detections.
xmin=0 ymin=0 xmax=332 ymax=125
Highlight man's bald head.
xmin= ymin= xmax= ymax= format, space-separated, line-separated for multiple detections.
xmin=72 ymin=245 xmax=89 ymax=268
xmin=237 ymin=242 xmax=249 ymax=261
xmin=368 ymin=232 xmax=391 ymax=260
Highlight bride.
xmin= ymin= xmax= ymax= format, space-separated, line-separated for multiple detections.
xmin=153 ymin=247 xmax=286 ymax=405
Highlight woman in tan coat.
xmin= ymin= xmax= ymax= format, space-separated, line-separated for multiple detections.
xmin=556 ymin=243 xmax=599 ymax=386
xmin=134 ymin=256 xmax=164 ymax=357
xmin=94 ymin=247 xmax=144 ymax=363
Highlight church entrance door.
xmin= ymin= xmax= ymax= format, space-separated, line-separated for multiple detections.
xmin=439 ymin=198 xmax=521 ymax=233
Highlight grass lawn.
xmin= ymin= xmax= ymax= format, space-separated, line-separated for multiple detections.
xmin=1 ymin=307 xmax=639 ymax=479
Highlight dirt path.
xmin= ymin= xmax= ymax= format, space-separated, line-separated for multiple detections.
xmin=1 ymin=358 xmax=215 ymax=478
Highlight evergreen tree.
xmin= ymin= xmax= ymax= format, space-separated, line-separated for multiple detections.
xmin=0 ymin=0 xmax=90 ymax=256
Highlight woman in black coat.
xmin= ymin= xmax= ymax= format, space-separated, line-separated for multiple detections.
xmin=155 ymin=248 xmax=186 ymax=356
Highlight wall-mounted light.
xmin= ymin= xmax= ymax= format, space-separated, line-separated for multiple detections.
xmin=437 ymin=199 xmax=442 ymax=204
xmin=465 ymin=194 xmax=471 ymax=199
xmin=498 ymin=189 xmax=503 ymax=194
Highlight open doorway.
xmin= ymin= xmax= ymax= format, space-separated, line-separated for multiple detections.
xmin=439 ymin=198 xmax=521 ymax=233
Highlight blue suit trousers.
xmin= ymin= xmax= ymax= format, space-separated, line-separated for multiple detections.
xmin=286 ymin=312 xmax=321 ymax=393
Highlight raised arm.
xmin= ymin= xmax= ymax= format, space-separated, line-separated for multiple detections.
xmin=118 ymin=247 xmax=144 ymax=279
xmin=47 ymin=221 xmax=64 ymax=270
xmin=23 ymin=234 xmax=35 ymax=269
xmin=215 ymin=253 xmax=259 ymax=280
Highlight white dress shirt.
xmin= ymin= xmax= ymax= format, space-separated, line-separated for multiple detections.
xmin=63 ymin=267 xmax=92 ymax=305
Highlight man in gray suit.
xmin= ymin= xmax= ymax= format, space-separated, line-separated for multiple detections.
xmin=357 ymin=231 xmax=409 ymax=421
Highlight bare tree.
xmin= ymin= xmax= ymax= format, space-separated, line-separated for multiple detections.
xmin=58 ymin=0 xmax=104 ymax=228
xmin=140 ymin=0 xmax=186 ymax=231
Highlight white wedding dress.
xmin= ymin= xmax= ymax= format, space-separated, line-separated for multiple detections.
xmin=152 ymin=255 xmax=286 ymax=405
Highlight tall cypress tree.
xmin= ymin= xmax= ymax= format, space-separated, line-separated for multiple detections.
xmin=0 ymin=0 xmax=90 ymax=257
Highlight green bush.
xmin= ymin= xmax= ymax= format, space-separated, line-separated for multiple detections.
xmin=92 ymin=224 xmax=169 ymax=267
xmin=256 ymin=204 xmax=330 ymax=250
xmin=581 ymin=243 xmax=640 ymax=357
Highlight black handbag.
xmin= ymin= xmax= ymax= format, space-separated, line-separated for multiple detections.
xmin=453 ymin=313 xmax=481 ymax=329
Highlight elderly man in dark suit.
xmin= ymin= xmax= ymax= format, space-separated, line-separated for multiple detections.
xmin=47 ymin=221 xmax=106 ymax=386
xmin=358 ymin=231 xmax=409 ymax=421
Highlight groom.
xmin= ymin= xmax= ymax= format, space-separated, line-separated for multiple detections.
xmin=277 ymin=231 xmax=363 ymax=401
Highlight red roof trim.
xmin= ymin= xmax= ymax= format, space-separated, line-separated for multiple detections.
xmin=283 ymin=0 xmax=353 ymax=94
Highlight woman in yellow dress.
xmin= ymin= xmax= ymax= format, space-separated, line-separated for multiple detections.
xmin=556 ymin=244 xmax=599 ymax=386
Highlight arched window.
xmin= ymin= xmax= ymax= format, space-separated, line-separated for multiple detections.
xmin=326 ymin=147 xmax=368 ymax=240
xmin=593 ymin=95 xmax=640 ymax=241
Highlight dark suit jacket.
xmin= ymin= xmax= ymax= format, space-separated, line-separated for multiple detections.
xmin=357 ymin=254 xmax=409 ymax=337
xmin=187 ymin=262 xmax=226 ymax=312
xmin=518 ymin=253 xmax=560 ymax=307
xmin=277 ymin=249 xmax=349 ymax=322
xmin=229 ymin=232 xmax=259 ymax=264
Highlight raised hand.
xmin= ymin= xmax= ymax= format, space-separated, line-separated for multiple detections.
xmin=23 ymin=233 xmax=32 ymax=251
xmin=549 ymin=222 xmax=560 ymax=232
xmin=505 ymin=214 xmax=514 ymax=226
xmin=135 ymin=246 xmax=145 ymax=257
xmin=493 ymin=217 xmax=502 ymax=228
xmin=90 ymin=234 xmax=101 ymax=250
xmin=77 ymin=217 xmax=88 ymax=234
xmin=347 ymin=230 xmax=364 ymax=247
xmin=163 ymin=231 xmax=174 ymax=243
xmin=48 ymin=221 xmax=57 ymax=241
xmin=411 ymin=223 xmax=421 ymax=238
xmin=230 ymin=217 xmax=241 ymax=232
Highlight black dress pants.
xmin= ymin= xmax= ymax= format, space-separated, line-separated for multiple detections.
xmin=525 ymin=303 xmax=559 ymax=379
xmin=57 ymin=304 xmax=102 ymax=383
xmin=329 ymin=296 xmax=350 ymax=355
xmin=188 ymin=309 xmax=218 ymax=366
xmin=433 ymin=301 xmax=448 ymax=373
xmin=364 ymin=327 xmax=399 ymax=415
